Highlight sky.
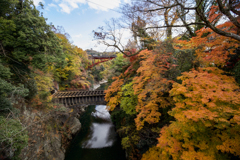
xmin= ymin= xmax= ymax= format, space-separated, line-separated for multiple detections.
xmin=33 ymin=0 xmax=131 ymax=52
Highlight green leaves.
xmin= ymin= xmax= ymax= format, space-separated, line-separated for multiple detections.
xmin=0 ymin=0 xmax=62 ymax=71
xmin=0 ymin=116 xmax=28 ymax=159
xmin=0 ymin=62 xmax=28 ymax=110
xmin=120 ymin=82 xmax=137 ymax=115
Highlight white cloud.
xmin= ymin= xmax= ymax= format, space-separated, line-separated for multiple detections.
xmin=59 ymin=3 xmax=72 ymax=13
xmin=48 ymin=3 xmax=57 ymax=8
xmin=124 ymin=0 xmax=131 ymax=3
xmin=33 ymin=0 xmax=45 ymax=6
xmin=45 ymin=3 xmax=58 ymax=11
xmin=55 ymin=0 xmax=121 ymax=14
xmin=73 ymin=34 xmax=82 ymax=38
xmin=88 ymin=0 xmax=121 ymax=11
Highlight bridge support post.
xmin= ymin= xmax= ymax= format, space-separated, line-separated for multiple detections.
xmin=72 ymin=97 xmax=74 ymax=105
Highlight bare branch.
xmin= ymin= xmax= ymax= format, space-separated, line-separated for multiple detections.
xmin=229 ymin=0 xmax=240 ymax=16
xmin=196 ymin=6 xmax=240 ymax=41
xmin=145 ymin=22 xmax=205 ymax=29
xmin=216 ymin=0 xmax=240 ymax=28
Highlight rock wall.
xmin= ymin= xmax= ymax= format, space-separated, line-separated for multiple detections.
xmin=19 ymin=104 xmax=87 ymax=160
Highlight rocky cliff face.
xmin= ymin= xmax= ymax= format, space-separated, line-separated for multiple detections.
xmin=19 ymin=104 xmax=86 ymax=160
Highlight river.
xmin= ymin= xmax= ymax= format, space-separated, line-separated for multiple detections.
xmin=65 ymin=83 xmax=126 ymax=160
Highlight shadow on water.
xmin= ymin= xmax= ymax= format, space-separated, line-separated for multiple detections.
xmin=65 ymin=105 xmax=126 ymax=160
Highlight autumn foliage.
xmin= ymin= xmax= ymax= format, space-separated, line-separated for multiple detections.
xmin=104 ymin=2 xmax=240 ymax=159
xmin=142 ymin=67 xmax=240 ymax=159
xmin=132 ymin=49 xmax=175 ymax=130
xmin=105 ymin=74 xmax=124 ymax=111
xmin=105 ymin=47 xmax=176 ymax=129
xmin=174 ymin=21 xmax=240 ymax=67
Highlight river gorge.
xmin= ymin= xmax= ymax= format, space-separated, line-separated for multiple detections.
xmin=64 ymin=82 xmax=126 ymax=160
xmin=65 ymin=104 xmax=126 ymax=160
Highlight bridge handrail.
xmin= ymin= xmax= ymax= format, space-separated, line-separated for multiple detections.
xmin=53 ymin=90 xmax=105 ymax=98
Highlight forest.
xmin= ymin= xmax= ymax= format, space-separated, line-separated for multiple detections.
xmin=99 ymin=0 xmax=240 ymax=159
xmin=0 ymin=0 xmax=94 ymax=159
xmin=0 ymin=0 xmax=240 ymax=159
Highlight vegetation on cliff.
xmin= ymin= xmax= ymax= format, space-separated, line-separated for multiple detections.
xmin=0 ymin=0 xmax=90 ymax=159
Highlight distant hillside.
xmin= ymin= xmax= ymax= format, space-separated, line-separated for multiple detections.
xmin=85 ymin=49 xmax=116 ymax=56
xmin=85 ymin=49 xmax=99 ymax=55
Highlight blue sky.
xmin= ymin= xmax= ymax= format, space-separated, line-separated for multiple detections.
xmin=33 ymin=0 xmax=130 ymax=51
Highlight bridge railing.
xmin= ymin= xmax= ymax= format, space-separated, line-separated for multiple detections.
xmin=52 ymin=90 xmax=106 ymax=106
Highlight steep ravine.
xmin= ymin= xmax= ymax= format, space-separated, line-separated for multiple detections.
xmin=19 ymin=81 xmax=107 ymax=160
xmin=64 ymin=81 xmax=126 ymax=160
xmin=18 ymin=102 xmax=86 ymax=160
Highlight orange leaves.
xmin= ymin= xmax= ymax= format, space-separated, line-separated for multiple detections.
xmin=208 ymin=5 xmax=222 ymax=24
xmin=174 ymin=22 xmax=239 ymax=67
xmin=132 ymin=49 xmax=174 ymax=130
xmin=105 ymin=74 xmax=124 ymax=111
xmin=154 ymin=67 xmax=240 ymax=159
xmin=105 ymin=48 xmax=175 ymax=130
xmin=170 ymin=67 xmax=240 ymax=125
xmin=124 ymin=48 xmax=138 ymax=62
xmin=31 ymin=96 xmax=43 ymax=106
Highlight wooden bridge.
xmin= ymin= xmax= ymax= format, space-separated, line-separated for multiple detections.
xmin=53 ymin=90 xmax=106 ymax=107
xmin=88 ymin=55 xmax=116 ymax=69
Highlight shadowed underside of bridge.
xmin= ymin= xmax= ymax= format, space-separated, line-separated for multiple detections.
xmin=53 ymin=90 xmax=106 ymax=107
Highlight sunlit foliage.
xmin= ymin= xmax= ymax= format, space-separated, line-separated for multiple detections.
xmin=142 ymin=67 xmax=240 ymax=159
xmin=54 ymin=33 xmax=90 ymax=90
xmin=120 ymin=82 xmax=138 ymax=115
xmin=105 ymin=75 xmax=124 ymax=111
xmin=133 ymin=49 xmax=175 ymax=130
xmin=174 ymin=22 xmax=239 ymax=67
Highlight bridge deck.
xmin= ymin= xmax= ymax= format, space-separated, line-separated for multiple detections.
xmin=53 ymin=90 xmax=105 ymax=98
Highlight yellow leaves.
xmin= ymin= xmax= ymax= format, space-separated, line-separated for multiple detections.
xmin=175 ymin=86 xmax=187 ymax=94
xmin=216 ymin=130 xmax=240 ymax=156
xmin=54 ymin=33 xmax=90 ymax=90
xmin=107 ymin=94 xmax=122 ymax=111
xmin=181 ymin=151 xmax=214 ymax=160
xmin=34 ymin=69 xmax=54 ymax=101
xmin=121 ymin=137 xmax=131 ymax=149
xmin=232 ymin=115 xmax=240 ymax=125
xmin=142 ymin=146 xmax=167 ymax=160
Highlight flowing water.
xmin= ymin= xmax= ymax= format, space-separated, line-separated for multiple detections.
xmin=65 ymin=104 xmax=126 ymax=160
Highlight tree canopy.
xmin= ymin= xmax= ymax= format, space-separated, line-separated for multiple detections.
xmin=104 ymin=0 xmax=240 ymax=159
